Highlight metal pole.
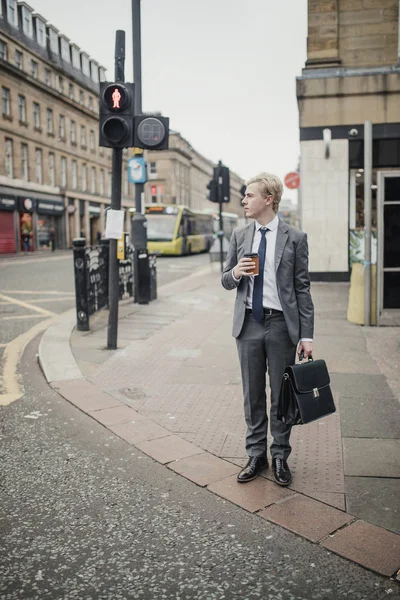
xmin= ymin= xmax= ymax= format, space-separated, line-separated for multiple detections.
xmin=364 ymin=120 xmax=373 ymax=327
xmin=131 ymin=0 xmax=150 ymax=303
xmin=217 ymin=161 xmax=224 ymax=273
xmin=107 ymin=31 xmax=125 ymax=349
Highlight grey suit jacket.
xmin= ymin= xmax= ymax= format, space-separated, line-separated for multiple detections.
xmin=221 ymin=219 xmax=314 ymax=345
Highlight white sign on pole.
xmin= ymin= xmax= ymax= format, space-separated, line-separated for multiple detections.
xmin=105 ymin=209 xmax=125 ymax=239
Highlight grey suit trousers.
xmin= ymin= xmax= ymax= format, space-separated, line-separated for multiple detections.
xmin=236 ymin=311 xmax=296 ymax=460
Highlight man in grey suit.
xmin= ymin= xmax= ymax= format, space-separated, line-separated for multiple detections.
xmin=222 ymin=173 xmax=314 ymax=486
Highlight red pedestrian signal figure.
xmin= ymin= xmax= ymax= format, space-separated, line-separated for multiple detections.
xmin=112 ymin=87 xmax=122 ymax=110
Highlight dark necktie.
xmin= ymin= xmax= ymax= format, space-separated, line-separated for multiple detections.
xmin=252 ymin=227 xmax=267 ymax=324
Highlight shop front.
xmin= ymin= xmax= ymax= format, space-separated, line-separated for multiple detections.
xmin=0 ymin=196 xmax=18 ymax=254
xmin=0 ymin=188 xmax=66 ymax=254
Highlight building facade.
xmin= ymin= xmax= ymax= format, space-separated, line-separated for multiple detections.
xmin=143 ymin=132 xmax=245 ymax=217
xmin=0 ymin=1 xmax=245 ymax=255
xmin=297 ymin=0 xmax=400 ymax=321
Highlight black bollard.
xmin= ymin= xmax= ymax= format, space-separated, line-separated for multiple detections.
xmin=72 ymin=238 xmax=89 ymax=331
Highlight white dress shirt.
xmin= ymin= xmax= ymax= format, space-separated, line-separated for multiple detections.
xmin=245 ymin=216 xmax=282 ymax=311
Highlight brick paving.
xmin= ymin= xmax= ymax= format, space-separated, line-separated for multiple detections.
xmin=40 ymin=263 xmax=400 ymax=578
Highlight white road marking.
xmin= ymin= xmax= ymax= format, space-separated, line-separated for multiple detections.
xmin=0 ymin=255 xmax=71 ymax=267
xmin=0 ymin=293 xmax=56 ymax=317
xmin=25 ymin=297 xmax=75 ymax=304
xmin=3 ymin=290 xmax=74 ymax=296
xmin=0 ymin=316 xmax=55 ymax=406
xmin=1 ymin=315 xmax=46 ymax=321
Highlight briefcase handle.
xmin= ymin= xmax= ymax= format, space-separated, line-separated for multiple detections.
xmin=299 ymin=350 xmax=313 ymax=362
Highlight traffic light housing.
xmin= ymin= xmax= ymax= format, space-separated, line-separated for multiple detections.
xmin=133 ymin=115 xmax=169 ymax=150
xmin=207 ymin=164 xmax=230 ymax=203
xmin=207 ymin=178 xmax=218 ymax=203
xmin=219 ymin=165 xmax=230 ymax=203
xmin=99 ymin=82 xmax=135 ymax=148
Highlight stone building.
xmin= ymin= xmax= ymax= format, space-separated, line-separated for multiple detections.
xmin=0 ymin=1 xmax=245 ymax=254
xmin=297 ymin=0 xmax=400 ymax=321
xmin=0 ymin=0 xmax=128 ymax=253
xmin=144 ymin=131 xmax=245 ymax=216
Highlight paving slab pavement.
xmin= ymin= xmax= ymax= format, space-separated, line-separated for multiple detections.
xmin=38 ymin=263 xmax=400 ymax=579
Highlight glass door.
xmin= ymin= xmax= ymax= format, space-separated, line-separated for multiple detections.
xmin=377 ymin=172 xmax=400 ymax=324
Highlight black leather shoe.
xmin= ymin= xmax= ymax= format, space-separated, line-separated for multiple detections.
xmin=272 ymin=458 xmax=292 ymax=486
xmin=237 ymin=456 xmax=269 ymax=483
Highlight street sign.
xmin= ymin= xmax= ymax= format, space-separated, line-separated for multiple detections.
xmin=284 ymin=172 xmax=300 ymax=190
xmin=128 ymin=156 xmax=146 ymax=184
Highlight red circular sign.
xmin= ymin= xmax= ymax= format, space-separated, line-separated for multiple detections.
xmin=284 ymin=172 xmax=300 ymax=190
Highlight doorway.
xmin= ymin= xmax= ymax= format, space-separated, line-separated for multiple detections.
xmin=377 ymin=172 xmax=400 ymax=325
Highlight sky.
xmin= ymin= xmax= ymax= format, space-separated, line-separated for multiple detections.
xmin=32 ymin=0 xmax=308 ymax=202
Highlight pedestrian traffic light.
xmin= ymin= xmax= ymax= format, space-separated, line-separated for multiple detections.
xmin=99 ymin=82 xmax=135 ymax=148
xmin=133 ymin=115 xmax=169 ymax=150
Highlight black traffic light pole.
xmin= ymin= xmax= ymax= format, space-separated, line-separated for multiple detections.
xmin=217 ymin=160 xmax=224 ymax=273
xmin=107 ymin=30 xmax=125 ymax=349
xmin=131 ymin=0 xmax=150 ymax=303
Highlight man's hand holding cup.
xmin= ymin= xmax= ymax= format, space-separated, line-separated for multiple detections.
xmin=233 ymin=254 xmax=259 ymax=279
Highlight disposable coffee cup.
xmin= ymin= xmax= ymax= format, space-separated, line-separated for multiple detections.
xmin=244 ymin=253 xmax=259 ymax=276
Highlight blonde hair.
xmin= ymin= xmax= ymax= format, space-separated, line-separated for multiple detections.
xmin=246 ymin=172 xmax=283 ymax=213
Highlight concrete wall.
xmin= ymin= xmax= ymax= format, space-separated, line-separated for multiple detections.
xmin=300 ymin=139 xmax=349 ymax=273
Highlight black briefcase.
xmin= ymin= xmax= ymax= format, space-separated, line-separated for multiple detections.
xmin=277 ymin=357 xmax=336 ymax=426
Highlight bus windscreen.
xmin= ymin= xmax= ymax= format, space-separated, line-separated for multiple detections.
xmin=146 ymin=213 xmax=178 ymax=241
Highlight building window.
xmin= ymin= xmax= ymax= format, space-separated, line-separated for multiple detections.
xmin=124 ymin=168 xmax=128 ymax=195
xmin=99 ymin=67 xmax=106 ymax=82
xmin=44 ymin=69 xmax=52 ymax=86
xmin=15 ymin=49 xmax=23 ymax=69
xmin=60 ymin=156 xmax=67 ymax=187
xmin=71 ymin=46 xmax=80 ymax=69
xmin=70 ymin=120 xmax=77 ymax=145
xmin=81 ymin=125 xmax=87 ymax=148
xmin=36 ymin=19 xmax=46 ymax=47
xmin=100 ymin=169 xmax=105 ymax=195
xmin=107 ymin=171 xmax=111 ymax=196
xmin=18 ymin=95 xmax=26 ymax=123
xmin=31 ymin=60 xmax=39 ymax=79
xmin=2 ymin=87 xmax=11 ymax=117
xmin=88 ymin=96 xmax=93 ymax=111
xmin=21 ymin=143 xmax=28 ymax=181
xmin=7 ymin=0 xmax=17 ymax=27
xmin=90 ymin=63 xmax=98 ymax=83
xmin=0 ymin=40 xmax=7 ymax=60
xmin=33 ymin=102 xmax=41 ymax=130
xmin=150 ymin=162 xmax=157 ymax=175
xmin=91 ymin=167 xmax=96 ymax=193
xmin=46 ymin=108 xmax=54 ymax=134
xmin=79 ymin=90 xmax=84 ymax=105
xmin=68 ymin=83 xmax=74 ymax=100
xmin=72 ymin=160 xmax=78 ymax=189
xmin=82 ymin=164 xmax=87 ymax=191
xmin=58 ymin=115 xmax=65 ymax=140
xmin=49 ymin=29 xmax=58 ymax=54
xmin=35 ymin=148 xmax=42 ymax=184
xmin=89 ymin=130 xmax=95 ymax=152
xmin=81 ymin=54 xmax=90 ymax=77
xmin=22 ymin=6 xmax=33 ymax=37
xmin=48 ymin=152 xmax=55 ymax=186
xmin=56 ymin=75 xmax=64 ymax=93
xmin=60 ymin=38 xmax=70 ymax=62
xmin=5 ymin=138 xmax=13 ymax=178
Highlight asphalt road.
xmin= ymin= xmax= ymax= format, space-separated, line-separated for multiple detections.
xmin=0 ymin=337 xmax=398 ymax=600
xmin=0 ymin=250 xmax=210 ymax=394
